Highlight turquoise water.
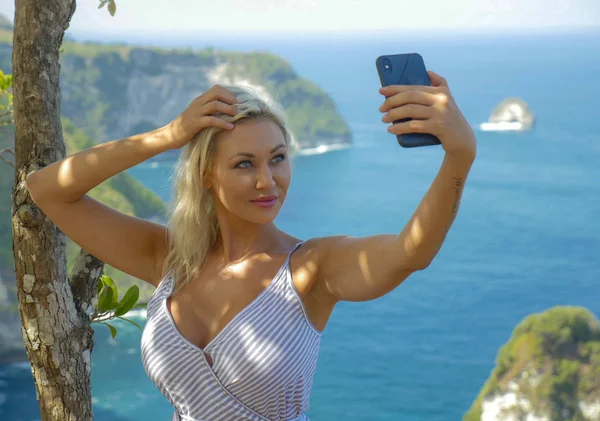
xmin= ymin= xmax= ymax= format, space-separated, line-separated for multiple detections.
xmin=1 ymin=31 xmax=599 ymax=421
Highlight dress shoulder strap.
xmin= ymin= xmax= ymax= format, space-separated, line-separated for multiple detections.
xmin=285 ymin=241 xmax=304 ymax=264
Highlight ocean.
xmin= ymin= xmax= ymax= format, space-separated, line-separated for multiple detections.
xmin=1 ymin=29 xmax=599 ymax=421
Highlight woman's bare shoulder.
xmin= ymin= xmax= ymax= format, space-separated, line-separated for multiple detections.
xmin=289 ymin=236 xmax=340 ymax=296
xmin=295 ymin=235 xmax=350 ymax=259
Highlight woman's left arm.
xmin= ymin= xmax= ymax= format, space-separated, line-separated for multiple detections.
xmin=314 ymin=71 xmax=477 ymax=303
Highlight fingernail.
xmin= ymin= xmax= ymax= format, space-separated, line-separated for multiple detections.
xmin=228 ymin=123 xmax=234 ymax=128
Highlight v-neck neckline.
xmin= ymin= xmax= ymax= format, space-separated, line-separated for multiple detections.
xmin=162 ymin=242 xmax=303 ymax=353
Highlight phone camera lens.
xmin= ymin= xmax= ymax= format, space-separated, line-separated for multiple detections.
xmin=382 ymin=58 xmax=392 ymax=73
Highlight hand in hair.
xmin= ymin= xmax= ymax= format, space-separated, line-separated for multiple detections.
xmin=164 ymin=85 xmax=239 ymax=150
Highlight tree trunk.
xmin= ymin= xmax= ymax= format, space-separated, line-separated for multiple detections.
xmin=10 ymin=1 xmax=102 ymax=420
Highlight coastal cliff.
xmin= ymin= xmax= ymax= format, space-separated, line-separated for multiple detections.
xmin=0 ymin=117 xmax=164 ymax=363
xmin=464 ymin=306 xmax=600 ymax=421
xmin=0 ymin=15 xmax=351 ymax=155
xmin=0 ymin=13 xmax=352 ymax=363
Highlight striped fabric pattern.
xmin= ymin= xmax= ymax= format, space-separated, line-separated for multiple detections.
xmin=141 ymin=242 xmax=322 ymax=421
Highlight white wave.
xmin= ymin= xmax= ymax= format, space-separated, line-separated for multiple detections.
xmin=8 ymin=361 xmax=31 ymax=370
xmin=126 ymin=308 xmax=148 ymax=319
xmin=478 ymin=121 xmax=528 ymax=132
xmin=294 ymin=143 xmax=351 ymax=156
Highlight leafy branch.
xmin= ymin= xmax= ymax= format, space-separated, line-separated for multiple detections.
xmin=97 ymin=0 xmax=117 ymax=16
xmin=0 ymin=70 xmax=13 ymax=129
xmin=0 ymin=70 xmax=14 ymax=168
xmin=91 ymin=275 xmax=147 ymax=338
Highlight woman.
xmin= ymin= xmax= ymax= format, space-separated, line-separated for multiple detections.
xmin=25 ymin=71 xmax=476 ymax=421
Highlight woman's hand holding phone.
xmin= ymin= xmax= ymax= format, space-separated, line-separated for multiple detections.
xmin=378 ymin=70 xmax=477 ymax=162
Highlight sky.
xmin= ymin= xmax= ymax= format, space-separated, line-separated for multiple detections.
xmin=1 ymin=0 xmax=599 ymax=36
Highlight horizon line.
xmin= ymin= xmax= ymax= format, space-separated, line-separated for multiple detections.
xmin=66 ymin=25 xmax=600 ymax=42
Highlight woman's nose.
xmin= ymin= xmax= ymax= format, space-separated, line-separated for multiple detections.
xmin=256 ymin=165 xmax=275 ymax=189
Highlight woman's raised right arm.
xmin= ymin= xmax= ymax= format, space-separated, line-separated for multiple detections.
xmin=26 ymin=127 xmax=175 ymax=287
xmin=25 ymin=85 xmax=239 ymax=286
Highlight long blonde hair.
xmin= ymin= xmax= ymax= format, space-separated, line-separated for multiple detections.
xmin=161 ymin=85 xmax=294 ymax=294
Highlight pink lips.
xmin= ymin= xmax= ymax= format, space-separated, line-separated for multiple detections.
xmin=251 ymin=195 xmax=278 ymax=208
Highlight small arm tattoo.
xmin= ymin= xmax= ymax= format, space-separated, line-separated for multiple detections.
xmin=440 ymin=176 xmax=464 ymax=243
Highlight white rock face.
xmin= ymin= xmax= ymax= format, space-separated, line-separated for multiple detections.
xmin=58 ymin=49 xmax=350 ymax=153
xmin=580 ymin=400 xmax=600 ymax=420
xmin=205 ymin=63 xmax=298 ymax=151
xmin=479 ymin=97 xmax=535 ymax=132
xmin=481 ymin=392 xmax=550 ymax=421
xmin=119 ymin=62 xmax=217 ymax=137
xmin=480 ymin=392 xmax=600 ymax=421
xmin=206 ymin=63 xmax=272 ymax=103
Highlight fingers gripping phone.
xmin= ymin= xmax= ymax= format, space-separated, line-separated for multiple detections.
xmin=376 ymin=53 xmax=442 ymax=148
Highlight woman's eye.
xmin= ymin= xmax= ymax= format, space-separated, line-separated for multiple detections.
xmin=235 ymin=154 xmax=285 ymax=169
xmin=236 ymin=160 xmax=252 ymax=169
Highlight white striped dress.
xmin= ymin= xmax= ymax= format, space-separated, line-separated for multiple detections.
xmin=141 ymin=241 xmax=323 ymax=421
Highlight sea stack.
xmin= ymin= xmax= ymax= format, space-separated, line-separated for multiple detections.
xmin=463 ymin=306 xmax=600 ymax=421
xmin=480 ymin=97 xmax=535 ymax=132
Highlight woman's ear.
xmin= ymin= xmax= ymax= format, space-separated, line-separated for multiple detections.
xmin=202 ymin=171 xmax=213 ymax=189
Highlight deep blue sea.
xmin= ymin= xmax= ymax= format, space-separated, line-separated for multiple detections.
xmin=1 ymin=30 xmax=600 ymax=421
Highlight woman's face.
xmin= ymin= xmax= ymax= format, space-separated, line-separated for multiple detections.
xmin=207 ymin=118 xmax=291 ymax=225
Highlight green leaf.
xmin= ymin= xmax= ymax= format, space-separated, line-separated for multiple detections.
xmin=96 ymin=286 xmax=114 ymax=312
xmin=116 ymin=316 xmax=143 ymax=331
xmin=0 ymin=72 xmax=12 ymax=92
xmin=133 ymin=302 xmax=147 ymax=309
xmin=100 ymin=275 xmax=119 ymax=309
xmin=100 ymin=322 xmax=118 ymax=338
xmin=100 ymin=275 xmax=116 ymax=290
xmin=114 ymin=285 xmax=139 ymax=317
xmin=108 ymin=0 xmax=116 ymax=16
xmin=98 ymin=0 xmax=107 ymax=9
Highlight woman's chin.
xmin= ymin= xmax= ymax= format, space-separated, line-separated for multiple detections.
xmin=252 ymin=211 xmax=279 ymax=225
xmin=246 ymin=205 xmax=280 ymax=224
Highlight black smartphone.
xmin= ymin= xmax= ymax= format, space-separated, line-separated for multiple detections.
xmin=375 ymin=53 xmax=442 ymax=148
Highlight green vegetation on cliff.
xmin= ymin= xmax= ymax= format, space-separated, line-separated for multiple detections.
xmin=220 ymin=51 xmax=349 ymax=139
xmin=61 ymin=118 xmax=165 ymax=219
xmin=0 ymin=117 xmax=165 ymax=299
xmin=0 ymin=12 xmax=350 ymax=147
xmin=0 ymin=11 xmax=350 ymax=301
xmin=0 ymin=16 xmax=166 ymax=297
xmin=464 ymin=306 xmax=600 ymax=421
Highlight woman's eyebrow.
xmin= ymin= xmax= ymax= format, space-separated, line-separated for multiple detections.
xmin=229 ymin=144 xmax=286 ymax=159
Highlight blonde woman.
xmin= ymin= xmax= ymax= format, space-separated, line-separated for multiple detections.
xmin=26 ymin=74 xmax=476 ymax=421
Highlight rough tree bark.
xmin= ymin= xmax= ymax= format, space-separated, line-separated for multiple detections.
xmin=11 ymin=1 xmax=105 ymax=419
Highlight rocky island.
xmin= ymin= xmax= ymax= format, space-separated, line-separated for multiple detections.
xmin=479 ymin=97 xmax=535 ymax=132
xmin=464 ymin=306 xmax=600 ymax=421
